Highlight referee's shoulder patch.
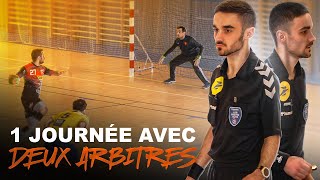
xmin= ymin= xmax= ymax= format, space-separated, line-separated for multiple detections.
xmin=255 ymin=61 xmax=276 ymax=99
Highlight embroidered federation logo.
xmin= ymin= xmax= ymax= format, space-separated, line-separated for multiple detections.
xmin=229 ymin=107 xmax=242 ymax=126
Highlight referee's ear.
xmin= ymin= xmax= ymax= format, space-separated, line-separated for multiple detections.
xmin=276 ymin=30 xmax=286 ymax=45
xmin=244 ymin=27 xmax=255 ymax=40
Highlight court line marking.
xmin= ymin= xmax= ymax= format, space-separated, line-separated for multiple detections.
xmin=1 ymin=76 xmax=206 ymax=102
xmin=0 ymin=56 xmax=208 ymax=89
xmin=40 ymin=84 xmax=207 ymax=113
xmin=1 ymin=82 xmax=207 ymax=119
xmin=86 ymin=69 xmax=202 ymax=88
xmin=0 ymin=57 xmax=54 ymax=66
xmin=0 ymin=66 xmax=22 ymax=71
xmin=1 ymin=57 xmax=208 ymax=100
xmin=1 ymin=74 xmax=207 ymax=100
xmin=56 ymin=75 xmax=207 ymax=100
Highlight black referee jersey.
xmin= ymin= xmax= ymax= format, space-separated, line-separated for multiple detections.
xmin=266 ymin=50 xmax=308 ymax=179
xmin=207 ymin=50 xmax=281 ymax=174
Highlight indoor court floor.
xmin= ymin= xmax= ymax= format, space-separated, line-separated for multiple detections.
xmin=0 ymin=42 xmax=319 ymax=179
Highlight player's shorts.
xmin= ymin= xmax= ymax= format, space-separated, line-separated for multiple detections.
xmin=21 ymin=95 xmax=41 ymax=119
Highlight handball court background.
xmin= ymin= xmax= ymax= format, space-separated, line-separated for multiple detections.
xmin=0 ymin=0 xmax=320 ymax=179
xmin=0 ymin=42 xmax=319 ymax=179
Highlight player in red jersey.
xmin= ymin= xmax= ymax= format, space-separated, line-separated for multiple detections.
xmin=9 ymin=48 xmax=64 ymax=141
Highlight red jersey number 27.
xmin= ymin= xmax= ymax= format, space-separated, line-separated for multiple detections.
xmin=30 ymin=69 xmax=37 ymax=75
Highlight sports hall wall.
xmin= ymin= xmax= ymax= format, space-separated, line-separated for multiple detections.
xmin=0 ymin=0 xmax=319 ymax=84
xmin=2 ymin=0 xmax=130 ymax=57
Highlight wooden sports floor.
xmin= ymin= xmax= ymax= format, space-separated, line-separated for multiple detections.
xmin=0 ymin=42 xmax=319 ymax=179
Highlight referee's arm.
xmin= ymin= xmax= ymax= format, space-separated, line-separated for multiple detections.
xmin=186 ymin=126 xmax=214 ymax=180
xmin=243 ymin=135 xmax=280 ymax=180
xmin=244 ymin=69 xmax=282 ymax=179
xmin=259 ymin=135 xmax=281 ymax=169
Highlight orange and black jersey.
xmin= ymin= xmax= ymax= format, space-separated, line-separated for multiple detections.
xmin=16 ymin=62 xmax=58 ymax=97
xmin=163 ymin=35 xmax=203 ymax=57
xmin=207 ymin=50 xmax=281 ymax=169
xmin=265 ymin=50 xmax=308 ymax=171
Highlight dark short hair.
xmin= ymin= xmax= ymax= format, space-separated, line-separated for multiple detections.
xmin=269 ymin=2 xmax=309 ymax=46
xmin=213 ymin=0 xmax=256 ymax=29
xmin=31 ymin=49 xmax=43 ymax=61
xmin=73 ymin=99 xmax=87 ymax=112
xmin=176 ymin=26 xmax=186 ymax=32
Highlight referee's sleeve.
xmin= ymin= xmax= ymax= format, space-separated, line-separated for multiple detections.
xmin=260 ymin=71 xmax=282 ymax=138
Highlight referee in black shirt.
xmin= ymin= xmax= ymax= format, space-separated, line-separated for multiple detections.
xmin=186 ymin=1 xmax=281 ymax=180
xmin=266 ymin=2 xmax=316 ymax=180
